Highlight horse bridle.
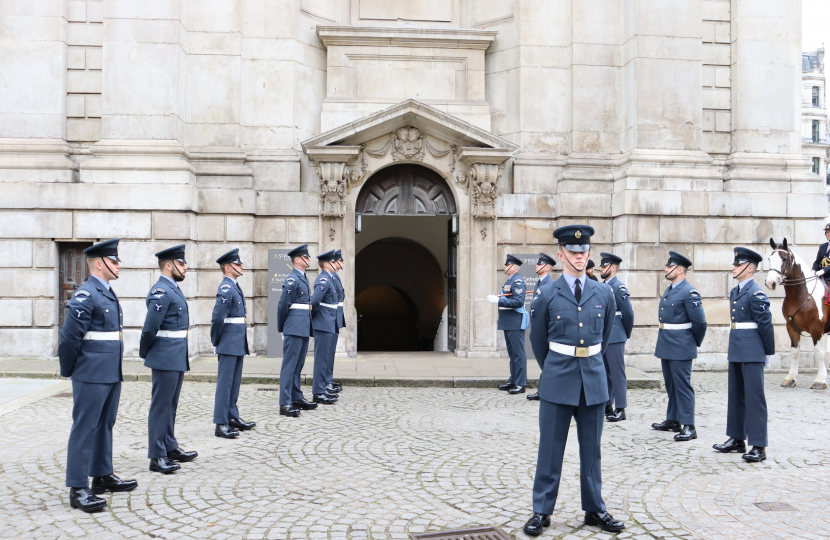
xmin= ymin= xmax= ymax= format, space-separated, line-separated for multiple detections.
xmin=770 ymin=248 xmax=824 ymax=325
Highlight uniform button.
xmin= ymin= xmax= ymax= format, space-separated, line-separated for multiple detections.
xmin=734 ymin=301 xmax=737 ymax=304
xmin=579 ymin=323 xmax=583 ymax=328
xmin=578 ymin=307 xmax=582 ymax=312
xmin=179 ymin=308 xmax=182 ymax=310
xmin=661 ymin=308 xmax=664 ymax=310
xmin=732 ymin=309 xmax=735 ymax=312
xmin=105 ymin=309 xmax=109 ymax=313
xmin=557 ymin=316 xmax=560 ymax=320
xmin=580 ymin=340 xmax=584 ymax=344
xmin=598 ymin=314 xmax=601 ymax=318
xmin=671 ymin=303 xmax=674 ymax=306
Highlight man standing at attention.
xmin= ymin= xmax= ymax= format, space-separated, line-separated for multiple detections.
xmin=651 ymin=251 xmax=707 ymax=442
xmin=527 ymin=253 xmax=556 ymax=401
xmin=487 ymin=254 xmax=528 ymax=395
xmin=211 ymin=248 xmax=256 ymax=438
xmin=59 ymin=239 xmax=137 ymax=513
xmin=524 ymin=225 xmax=623 ymax=535
xmin=140 ymin=244 xmax=197 ymax=474
xmin=598 ymin=252 xmax=634 ymax=422
xmin=311 ymin=250 xmax=340 ymax=405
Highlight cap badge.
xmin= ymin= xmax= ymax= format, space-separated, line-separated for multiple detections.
xmin=734 ymin=250 xmax=738 ymax=257
xmin=575 ymin=230 xmax=582 ymax=239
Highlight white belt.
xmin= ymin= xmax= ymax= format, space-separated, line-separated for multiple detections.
xmin=549 ymin=341 xmax=601 ymax=357
xmin=498 ymin=307 xmax=512 ymax=310
xmin=156 ymin=330 xmax=187 ymax=338
xmin=660 ymin=322 xmax=692 ymax=330
xmin=83 ymin=331 xmax=122 ymax=341
xmin=290 ymin=304 xmax=311 ymax=311
xmin=224 ymin=317 xmax=246 ymax=324
xmin=337 ymin=302 xmax=344 ymax=307
xmin=320 ymin=302 xmax=338 ymax=309
xmin=731 ymin=322 xmax=758 ymax=330
xmin=615 ymin=311 xmax=622 ymax=317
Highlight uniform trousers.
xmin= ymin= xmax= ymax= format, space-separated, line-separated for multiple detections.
xmin=66 ymin=380 xmax=121 ymax=488
xmin=532 ymin=389 xmax=606 ymax=515
xmin=726 ymin=361 xmax=768 ymax=447
xmin=661 ymin=359 xmax=695 ymax=425
xmin=280 ymin=335 xmax=308 ymax=406
xmin=603 ymin=342 xmax=627 ymax=409
xmin=325 ymin=334 xmax=338 ymax=385
xmin=504 ymin=329 xmax=527 ymax=387
xmin=213 ymin=354 xmax=243 ymax=424
xmin=312 ymin=331 xmax=337 ymax=395
xmin=147 ymin=369 xmax=184 ymax=458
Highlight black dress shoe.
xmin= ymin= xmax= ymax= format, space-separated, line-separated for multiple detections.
xmin=91 ymin=474 xmax=138 ymax=494
xmin=674 ymin=425 xmax=697 ymax=441
xmin=713 ymin=437 xmax=746 ymax=453
xmin=325 ymin=384 xmax=341 ymax=394
xmin=215 ymin=424 xmax=239 ymax=438
xmin=508 ymin=385 xmax=526 ymax=395
xmin=280 ymin=405 xmax=301 ymax=417
xmin=324 ymin=392 xmax=339 ymax=400
xmin=313 ymin=393 xmax=337 ymax=404
xmin=606 ymin=408 xmax=626 ymax=422
xmin=167 ymin=447 xmax=198 ymax=462
xmin=522 ymin=513 xmax=551 ymax=536
xmin=585 ymin=511 xmax=625 ymax=532
xmin=149 ymin=457 xmax=181 ymax=474
xmin=651 ymin=419 xmax=681 ymax=432
xmin=69 ymin=487 xmax=107 ymax=513
xmin=292 ymin=398 xmax=318 ymax=410
xmin=526 ymin=391 xmax=540 ymax=401
xmin=331 ymin=381 xmax=343 ymax=389
xmin=497 ymin=383 xmax=515 ymax=391
xmin=229 ymin=417 xmax=255 ymax=430
xmin=605 ymin=405 xmax=614 ymax=416
xmin=742 ymin=446 xmax=767 ymax=462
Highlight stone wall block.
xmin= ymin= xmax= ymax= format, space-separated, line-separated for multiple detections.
xmin=660 ymin=217 xmax=705 ymax=243
xmin=555 ymin=193 xmax=610 ymax=218
xmin=498 ymin=194 xmax=557 ymax=218
xmin=699 ymin=326 xmax=729 ymax=353
xmin=153 ymin=212 xmax=193 ymax=240
xmin=625 ymin=327 xmax=659 ymax=355
xmin=497 ymin=219 xmax=525 ymax=244
xmin=620 ymin=244 xmax=692 ymax=271
xmin=120 ymin=300 xmax=147 ymax=328
xmin=191 ymin=298 xmax=217 ymax=325
xmin=97 ymin=185 xmax=193 ymax=211
xmin=557 ymin=218 xmax=611 ymax=244
xmin=288 ymin=218 xmax=319 ymax=243
xmin=794 ymin=219 xmax=827 ymax=245
xmin=0 ymin=240 xmax=33 ymax=267
xmin=0 ymin=329 xmax=56 ymax=357
xmin=1 ymin=271 xmax=55 ymax=297
xmin=0 ymin=211 xmax=72 ymax=239
xmin=74 ymin=211 xmax=152 ymax=239
xmin=630 ymin=299 xmax=659 ymax=326
xmin=110 ymin=269 xmax=153 ymax=297
xmin=0 ymin=300 xmax=33 ymax=326
xmin=195 ymin=243 xmax=254 ymax=271
xmin=704 ymin=218 xmax=754 ymax=243
xmin=787 ymin=193 xmax=828 ymax=218
xmin=615 ymin=271 xmax=657 ymax=298
xmin=749 ymin=193 xmax=787 ymax=218
xmin=513 ymin=164 xmax=558 ymax=194
xmin=116 ymin=242 xmax=174 ymax=269
xmin=525 ymin=219 xmax=557 ymax=244
xmin=680 ymin=191 xmax=710 ymax=216
xmin=750 ymin=219 xmax=793 ymax=244
xmin=227 ymin=215 xmax=254 ymax=241
xmin=196 ymin=189 xmax=255 ymax=214
xmin=613 ymin=216 xmax=658 ymax=243
xmin=709 ymin=192 xmax=750 ymax=217
xmin=33 ymin=240 xmax=56 ymax=268
xmin=253 ymin=297 xmax=267 ymax=324
xmin=701 ymin=298 xmax=729 ymax=325
xmin=33 ymin=299 xmax=55 ymax=327
xmin=250 ymin=161 xmax=301 ymax=191
xmin=615 ymin=190 xmax=682 ymax=217
xmin=684 ymin=271 xmax=726 ymax=297
xmin=256 ymin=191 xmax=319 ymax=216
xmin=195 ymin=215 xmax=225 ymax=241
xmin=254 ymin=218 xmax=286 ymax=242
xmin=692 ymin=244 xmax=734 ymax=271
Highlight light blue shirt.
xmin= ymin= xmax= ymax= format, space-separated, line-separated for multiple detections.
xmin=161 ymin=274 xmax=179 ymax=289
xmin=671 ymin=278 xmax=686 ymax=289
xmin=738 ymin=278 xmax=753 ymax=291
xmin=90 ymin=274 xmax=110 ymax=291
xmin=562 ymin=273 xmax=587 ymax=297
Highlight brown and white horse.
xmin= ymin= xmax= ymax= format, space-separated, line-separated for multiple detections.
xmin=765 ymin=238 xmax=829 ymax=389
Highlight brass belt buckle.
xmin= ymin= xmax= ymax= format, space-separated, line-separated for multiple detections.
xmin=659 ymin=323 xmax=665 ymax=330
xmin=731 ymin=322 xmax=737 ymax=330
xmin=119 ymin=331 xmax=123 ymax=341
xmin=575 ymin=347 xmax=589 ymax=357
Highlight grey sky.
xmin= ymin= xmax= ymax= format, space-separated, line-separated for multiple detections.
xmin=804 ymin=0 xmax=830 ymax=52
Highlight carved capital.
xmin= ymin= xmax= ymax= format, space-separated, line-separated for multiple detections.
xmin=469 ymin=163 xmax=501 ymax=219
xmin=317 ymin=162 xmax=347 ymax=218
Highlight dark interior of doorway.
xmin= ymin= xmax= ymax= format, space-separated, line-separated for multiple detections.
xmin=355 ymin=236 xmax=445 ymax=351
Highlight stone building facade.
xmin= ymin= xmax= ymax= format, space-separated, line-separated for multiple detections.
xmin=0 ymin=0 xmax=824 ymax=370
xmin=801 ymin=48 xmax=830 ymax=205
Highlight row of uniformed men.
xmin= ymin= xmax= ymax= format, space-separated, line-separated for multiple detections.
xmin=58 ymin=240 xmax=262 ymax=513
xmin=492 ymin=225 xmax=775 ymax=536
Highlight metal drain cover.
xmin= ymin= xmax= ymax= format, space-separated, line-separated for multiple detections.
xmin=754 ymin=502 xmax=798 ymax=512
xmin=256 ymin=388 xmax=279 ymax=391
xmin=410 ymin=526 xmax=509 ymax=540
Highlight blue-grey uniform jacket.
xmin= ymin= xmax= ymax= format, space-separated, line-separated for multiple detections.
xmin=654 ymin=280 xmax=707 ymax=360
xmin=529 ymin=274 xmax=555 ymax=368
xmin=276 ymin=268 xmax=312 ymax=338
xmin=311 ymin=272 xmax=339 ymax=334
xmin=139 ymin=278 xmax=190 ymax=371
xmin=727 ymin=279 xmax=775 ymax=362
xmin=210 ymin=277 xmax=249 ymax=356
xmin=333 ymin=272 xmax=346 ymax=329
xmin=606 ymin=276 xmax=634 ymax=344
xmin=497 ymin=274 xmax=526 ymax=330
xmin=538 ymin=276 xmax=617 ymax=407
xmin=58 ymin=278 xmax=123 ymax=383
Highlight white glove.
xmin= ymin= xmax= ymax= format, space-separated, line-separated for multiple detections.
xmin=487 ymin=295 xmax=499 ymax=304
xmin=213 ymin=347 xmax=217 ymax=354
xmin=764 ymin=355 xmax=773 ymax=369
xmin=818 ymin=268 xmax=826 ymax=277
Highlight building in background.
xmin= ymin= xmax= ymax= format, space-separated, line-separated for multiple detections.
xmin=801 ymin=47 xmax=830 ymax=208
xmin=0 ymin=1 xmax=825 ymax=371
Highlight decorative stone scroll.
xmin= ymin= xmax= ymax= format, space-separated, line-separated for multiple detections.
xmin=317 ymin=162 xmax=347 ymax=218
xmin=469 ymin=163 xmax=501 ymax=219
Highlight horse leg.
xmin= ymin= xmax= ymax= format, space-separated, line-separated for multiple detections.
xmin=783 ymin=323 xmax=800 ymax=388
xmin=812 ymin=334 xmax=828 ymax=390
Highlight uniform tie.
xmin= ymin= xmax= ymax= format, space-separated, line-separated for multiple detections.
xmin=574 ymin=279 xmax=582 ymax=303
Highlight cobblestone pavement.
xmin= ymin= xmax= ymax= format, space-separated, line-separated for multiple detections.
xmin=1 ymin=373 xmax=828 ymax=540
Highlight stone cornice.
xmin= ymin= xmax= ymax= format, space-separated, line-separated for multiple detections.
xmin=316 ymin=26 xmax=498 ymax=50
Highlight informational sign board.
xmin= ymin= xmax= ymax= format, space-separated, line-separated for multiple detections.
xmin=514 ymin=253 xmax=542 ymax=360
xmin=267 ymin=249 xmax=294 ymax=358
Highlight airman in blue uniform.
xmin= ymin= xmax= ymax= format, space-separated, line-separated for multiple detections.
xmin=311 ymin=250 xmax=340 ymax=405
xmin=651 ymin=251 xmax=707 ymax=442
xmin=276 ymin=244 xmax=317 ymax=417
xmin=139 ymin=244 xmax=197 ymax=474
xmin=326 ymin=249 xmax=346 ymax=395
xmin=210 ymin=248 xmax=255 ymax=438
xmin=713 ymin=247 xmax=774 ymax=463
xmin=488 ymin=254 xmax=528 ymax=394
xmin=598 ymin=252 xmax=634 ymax=422
xmin=527 ymin=252 xmax=556 ymax=401
xmin=59 ymin=239 xmax=137 ymax=513
xmin=524 ymin=225 xmax=625 ymax=536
